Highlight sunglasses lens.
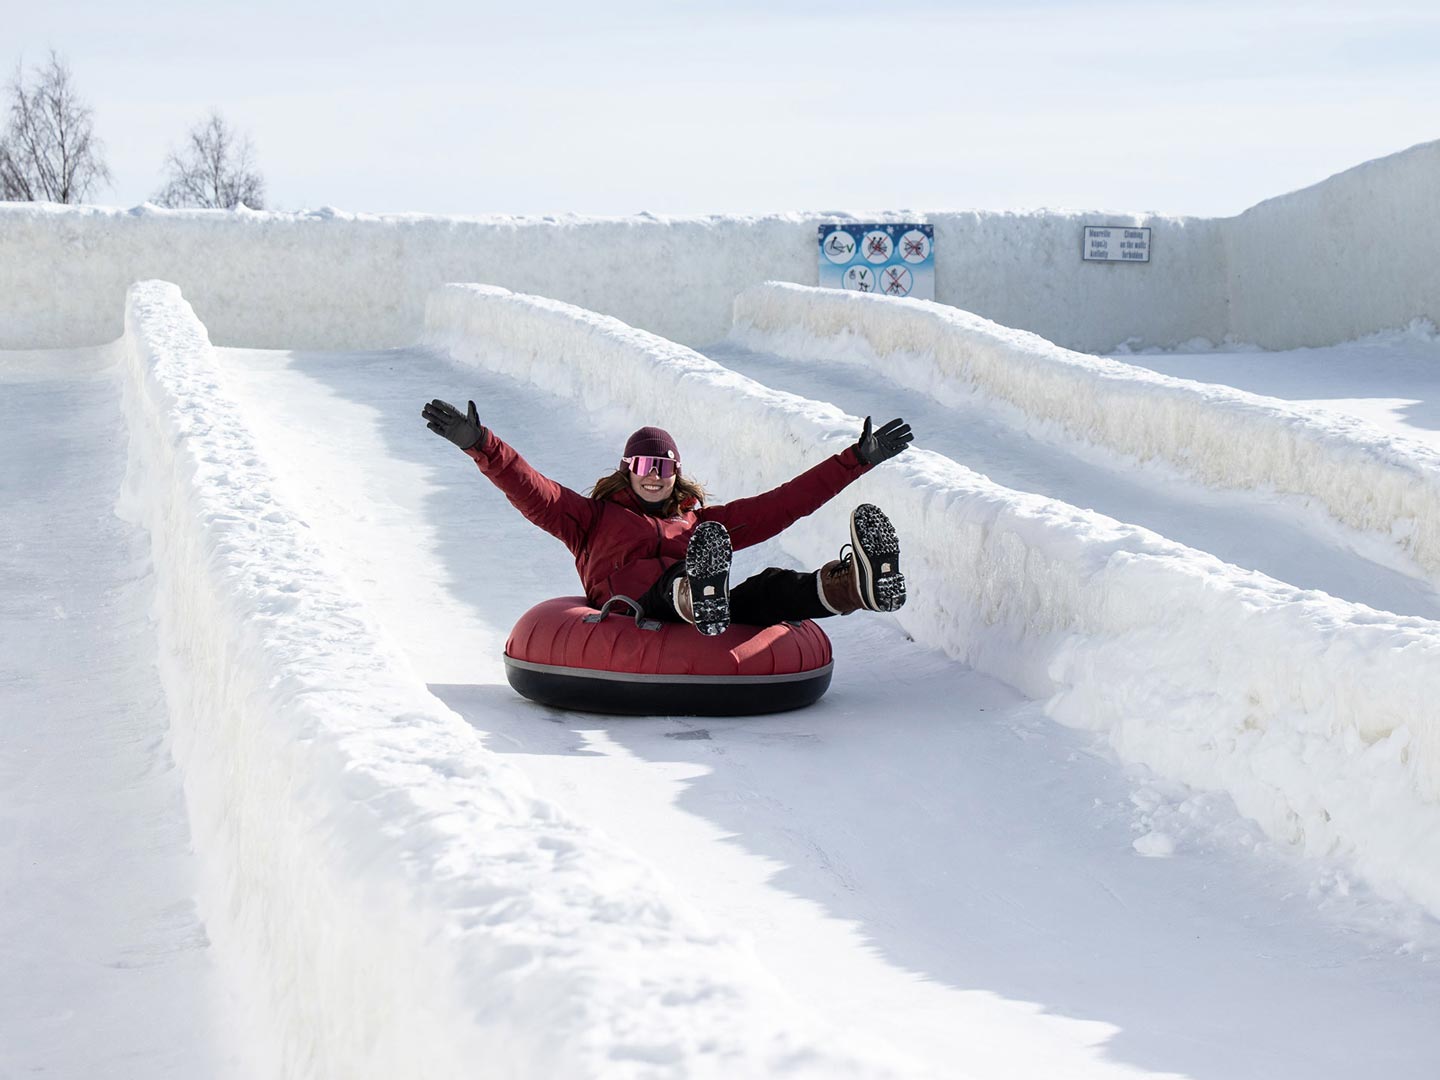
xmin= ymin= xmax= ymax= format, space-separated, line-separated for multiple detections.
xmin=627 ymin=455 xmax=677 ymax=478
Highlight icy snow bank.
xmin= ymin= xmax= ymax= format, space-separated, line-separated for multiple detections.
xmin=0 ymin=202 xmax=1223 ymax=354
xmin=732 ymin=282 xmax=1440 ymax=581
xmin=117 ymin=280 xmax=907 ymax=1080
xmin=426 ymin=283 xmax=1440 ymax=921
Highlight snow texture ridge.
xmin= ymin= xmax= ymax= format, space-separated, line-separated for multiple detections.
xmin=732 ymin=282 xmax=1440 ymax=582
xmin=426 ymin=282 xmax=1440 ymax=924
xmin=117 ymin=280 xmax=910 ymax=1080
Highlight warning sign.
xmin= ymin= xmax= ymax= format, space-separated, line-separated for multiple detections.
xmin=1083 ymin=226 xmax=1151 ymax=263
xmin=819 ymin=223 xmax=935 ymax=300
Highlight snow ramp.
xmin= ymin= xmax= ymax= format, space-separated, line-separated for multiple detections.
xmin=85 ymin=276 xmax=1440 ymax=1077
xmin=117 ymin=280 xmax=908 ymax=1079
xmin=427 ymin=283 xmax=1440 ymax=921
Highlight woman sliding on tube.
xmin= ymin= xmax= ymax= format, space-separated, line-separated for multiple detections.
xmin=421 ymin=399 xmax=914 ymax=636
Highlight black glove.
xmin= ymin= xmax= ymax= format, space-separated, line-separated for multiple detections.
xmin=423 ymin=398 xmax=487 ymax=451
xmin=853 ymin=416 xmax=912 ymax=466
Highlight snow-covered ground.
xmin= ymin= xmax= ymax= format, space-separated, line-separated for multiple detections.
xmin=6 ymin=278 xmax=1440 ymax=1078
xmin=0 ymin=346 xmax=228 ymax=1077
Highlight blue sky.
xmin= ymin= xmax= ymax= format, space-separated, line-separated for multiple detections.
xmin=9 ymin=0 xmax=1440 ymax=217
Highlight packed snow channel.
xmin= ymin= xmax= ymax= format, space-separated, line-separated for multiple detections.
xmin=1112 ymin=322 xmax=1440 ymax=455
xmin=705 ymin=337 xmax=1440 ymax=621
xmin=211 ymin=341 xmax=1440 ymax=1080
xmin=0 ymin=346 xmax=239 ymax=1078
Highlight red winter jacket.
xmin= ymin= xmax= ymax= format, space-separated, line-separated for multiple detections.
xmin=464 ymin=430 xmax=872 ymax=605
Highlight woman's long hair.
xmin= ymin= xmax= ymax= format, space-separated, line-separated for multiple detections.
xmin=590 ymin=467 xmax=708 ymax=518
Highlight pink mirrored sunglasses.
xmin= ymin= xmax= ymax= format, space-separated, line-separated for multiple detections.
xmin=623 ymin=454 xmax=679 ymax=479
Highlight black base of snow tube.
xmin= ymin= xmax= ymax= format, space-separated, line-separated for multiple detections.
xmin=503 ymin=595 xmax=835 ymax=717
xmin=504 ymin=655 xmax=833 ymax=717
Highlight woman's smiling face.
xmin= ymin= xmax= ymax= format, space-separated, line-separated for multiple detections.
xmin=628 ymin=462 xmax=676 ymax=503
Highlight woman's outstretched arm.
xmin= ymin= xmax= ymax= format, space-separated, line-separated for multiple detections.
xmin=700 ymin=416 xmax=912 ymax=549
xmin=422 ymin=398 xmax=596 ymax=553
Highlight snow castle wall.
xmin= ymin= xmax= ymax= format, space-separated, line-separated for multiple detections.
xmin=0 ymin=201 xmax=1223 ymax=353
xmin=5 ymin=138 xmax=1438 ymax=353
xmin=115 ymin=280 xmax=902 ymax=1080
xmin=1225 ymin=140 xmax=1440 ymax=348
xmin=426 ymin=282 xmax=1440 ymax=925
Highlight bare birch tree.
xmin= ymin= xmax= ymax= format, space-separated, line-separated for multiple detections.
xmin=0 ymin=52 xmax=111 ymax=203
xmin=154 ymin=110 xmax=265 ymax=210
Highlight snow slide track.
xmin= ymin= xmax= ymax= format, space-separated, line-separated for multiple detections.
xmin=733 ymin=282 xmax=1440 ymax=583
xmin=118 ymin=281 xmax=908 ymax=1079
xmin=426 ymin=282 xmax=1440 ymax=922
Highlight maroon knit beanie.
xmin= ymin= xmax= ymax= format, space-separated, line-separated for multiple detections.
xmin=622 ymin=426 xmax=680 ymax=463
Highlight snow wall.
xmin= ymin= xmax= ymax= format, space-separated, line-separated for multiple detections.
xmin=116 ymin=280 xmax=905 ymax=1080
xmin=1226 ymin=139 xmax=1440 ymax=349
xmin=0 ymin=202 xmax=1223 ymax=354
xmin=424 ymin=282 xmax=1440 ymax=924
xmin=732 ymin=282 xmax=1440 ymax=581
xmin=7 ymin=139 xmax=1440 ymax=357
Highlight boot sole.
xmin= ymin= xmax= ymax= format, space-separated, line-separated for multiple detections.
xmin=686 ymin=521 xmax=732 ymax=636
xmin=850 ymin=504 xmax=905 ymax=613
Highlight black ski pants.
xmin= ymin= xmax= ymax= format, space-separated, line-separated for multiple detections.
xmin=636 ymin=564 xmax=832 ymax=627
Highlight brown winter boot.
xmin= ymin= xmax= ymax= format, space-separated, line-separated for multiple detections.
xmin=672 ymin=576 xmax=696 ymax=624
xmin=816 ymin=504 xmax=907 ymax=615
xmin=817 ymin=556 xmax=865 ymax=615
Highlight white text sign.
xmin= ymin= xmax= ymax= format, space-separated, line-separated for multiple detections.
xmin=1083 ymin=226 xmax=1150 ymax=263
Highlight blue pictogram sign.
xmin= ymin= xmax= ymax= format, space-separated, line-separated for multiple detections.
xmin=818 ymin=223 xmax=934 ymax=300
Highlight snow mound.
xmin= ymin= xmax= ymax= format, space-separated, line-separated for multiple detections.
xmin=117 ymin=280 xmax=909 ymax=1080
xmin=732 ymin=282 xmax=1440 ymax=581
xmin=427 ymin=282 xmax=1440 ymax=923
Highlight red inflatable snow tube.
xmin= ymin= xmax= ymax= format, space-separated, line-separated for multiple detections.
xmin=504 ymin=595 xmax=833 ymax=716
